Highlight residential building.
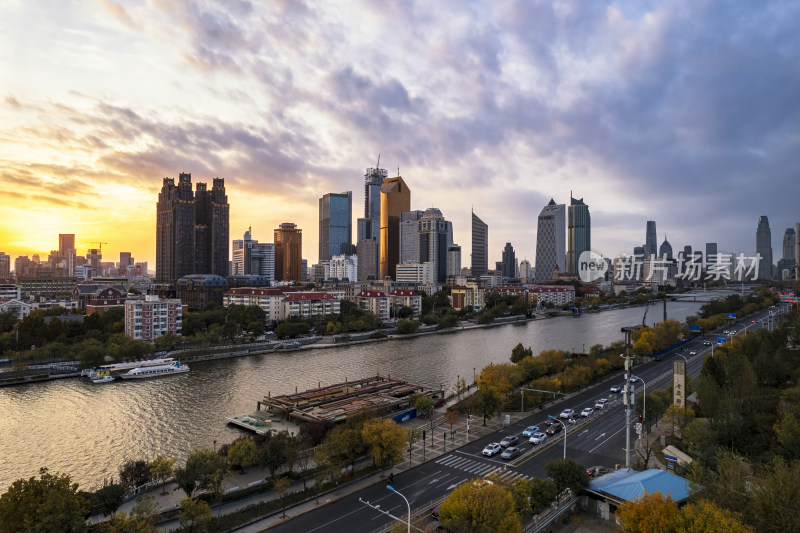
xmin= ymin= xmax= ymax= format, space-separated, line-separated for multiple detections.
xmin=528 ymin=285 xmax=575 ymax=307
xmin=388 ymin=289 xmax=422 ymax=319
xmin=535 ymin=199 xmax=566 ymax=283
xmin=283 ymin=292 xmax=340 ymax=320
xmin=450 ymin=281 xmax=485 ymax=311
xmin=0 ymin=252 xmax=9 ymax=278
xmin=471 ymin=210 xmax=488 ymax=278
xmin=19 ymin=276 xmax=78 ymax=300
xmin=447 ymin=245 xmax=462 ymax=278
xmin=400 ymin=210 xmax=424 ymax=264
xmin=0 ymin=280 xmax=20 ymax=299
xmin=567 ymin=195 xmax=591 ymax=275
xmin=319 ymin=192 xmax=353 ymax=261
xmin=500 ymin=242 xmax=516 ymax=280
xmin=224 ymin=287 xmax=286 ymax=322
xmin=274 ymin=223 xmax=302 ymax=282
xmin=395 ymin=262 xmax=434 ymax=284
xmin=330 ymin=254 xmax=358 ymax=281
xmin=519 ymin=259 xmax=532 ymax=283
xmin=379 ymin=176 xmax=411 ymax=280
xmin=418 ymin=208 xmax=449 ymax=282
xmin=124 ymin=294 xmax=183 ymax=342
xmin=643 ymin=257 xmax=672 ymax=286
xmin=86 ymin=286 xmax=128 ymax=316
xmin=756 ymin=216 xmax=773 ymax=280
xmin=355 ymin=289 xmax=390 ymax=323
xmin=0 ymin=298 xmax=32 ymax=320
xmin=156 ymin=173 xmax=229 ymax=283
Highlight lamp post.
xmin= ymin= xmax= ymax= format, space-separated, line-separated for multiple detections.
xmin=387 ymin=485 xmax=411 ymax=533
xmin=548 ymin=414 xmax=566 ymax=459
xmin=631 ymin=375 xmax=646 ymax=437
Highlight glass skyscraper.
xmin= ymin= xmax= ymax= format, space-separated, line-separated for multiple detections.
xmin=319 ymin=191 xmax=352 ymax=261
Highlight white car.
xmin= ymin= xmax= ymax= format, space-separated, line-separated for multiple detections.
xmin=689 ymin=350 xmax=698 ymax=356
xmin=610 ymin=385 xmax=622 ymax=393
xmin=559 ymin=408 xmax=575 ymax=419
xmin=595 ymin=399 xmax=608 ymax=409
xmin=580 ymin=407 xmax=594 ymax=417
xmin=529 ymin=432 xmax=547 ymax=445
xmin=482 ymin=443 xmax=502 ymax=457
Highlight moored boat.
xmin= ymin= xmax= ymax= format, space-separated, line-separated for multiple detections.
xmin=118 ymin=361 xmax=189 ymax=380
xmin=90 ymin=371 xmax=115 ymax=384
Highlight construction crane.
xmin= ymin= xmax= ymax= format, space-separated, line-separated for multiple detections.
xmin=88 ymin=241 xmax=108 ymax=254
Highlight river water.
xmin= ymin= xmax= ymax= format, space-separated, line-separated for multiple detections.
xmin=0 ymin=302 xmax=701 ymax=491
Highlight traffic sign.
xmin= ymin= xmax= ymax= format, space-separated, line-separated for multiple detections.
xmin=635 ymin=422 xmax=643 ymax=434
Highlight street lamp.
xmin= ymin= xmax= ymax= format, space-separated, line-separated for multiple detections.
xmin=387 ymin=485 xmax=411 ymax=533
xmin=631 ymin=375 xmax=646 ymax=437
xmin=548 ymin=414 xmax=567 ymax=459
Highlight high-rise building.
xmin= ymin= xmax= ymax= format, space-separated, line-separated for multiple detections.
xmin=119 ymin=252 xmax=133 ymax=268
xmin=59 ymin=234 xmax=75 ymax=253
xmin=705 ymin=243 xmax=718 ymax=268
xmin=0 ymin=252 xmax=10 ymax=278
xmin=447 ymin=245 xmax=462 ymax=278
xmin=471 ymin=210 xmax=488 ymax=278
xmin=274 ymin=223 xmax=302 ymax=282
xmin=357 ymin=166 xmax=387 ymax=245
xmin=232 ymin=228 xmax=275 ymax=280
xmin=777 ymin=228 xmax=796 ymax=280
xmin=319 ymin=192 xmax=352 ymax=261
xmin=357 ymin=239 xmax=378 ymax=281
xmin=567 ymin=195 xmax=590 ymax=275
xmin=519 ymin=259 xmax=532 ymax=282
xmin=659 ymin=236 xmax=673 ymax=260
xmin=796 ymin=223 xmax=800 ymax=280
xmin=400 ymin=210 xmax=424 ymax=264
xmin=756 ymin=216 xmax=773 ymax=280
xmin=86 ymin=248 xmax=102 ymax=275
xmin=501 ymin=242 xmax=516 ymax=279
xmin=379 ymin=176 xmax=411 ymax=280
xmin=156 ymin=173 xmax=229 ymax=283
xmin=682 ymin=245 xmax=692 ymax=261
xmin=645 ymin=221 xmax=657 ymax=258
xmin=535 ymin=199 xmax=566 ymax=282
xmin=418 ymin=208 xmax=449 ymax=283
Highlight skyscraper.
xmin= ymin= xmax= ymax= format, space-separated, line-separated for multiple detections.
xmin=471 ymin=210 xmax=488 ymax=278
xmin=274 ymin=223 xmax=302 ymax=282
xmin=567 ymin=195 xmax=591 ymax=275
xmin=233 ymin=228 xmax=275 ymax=280
xmin=705 ymin=243 xmax=718 ymax=268
xmin=156 ymin=173 xmax=229 ymax=283
xmin=357 ymin=166 xmax=386 ymax=244
xmin=319 ymin=191 xmax=352 ymax=261
xmin=379 ymin=176 xmax=411 ymax=280
xmin=645 ymin=221 xmax=657 ymax=258
xmin=400 ymin=210 xmax=424 ymax=264
xmin=519 ymin=259 xmax=532 ymax=282
xmin=535 ymin=199 xmax=566 ymax=282
xmin=119 ymin=252 xmax=133 ymax=267
xmin=756 ymin=216 xmax=773 ymax=280
xmin=777 ymin=227 xmax=796 ymax=280
xmin=447 ymin=245 xmax=461 ymax=278
xmin=0 ymin=252 xmax=10 ymax=278
xmin=59 ymin=234 xmax=75 ymax=254
xmin=357 ymin=239 xmax=378 ymax=282
xmin=796 ymin=223 xmax=800 ymax=280
xmin=501 ymin=242 xmax=516 ymax=279
xmin=659 ymin=236 xmax=673 ymax=260
xmin=418 ymin=208 xmax=449 ymax=282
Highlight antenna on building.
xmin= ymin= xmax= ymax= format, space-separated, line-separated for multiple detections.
xmin=376 ymin=154 xmax=381 ymax=168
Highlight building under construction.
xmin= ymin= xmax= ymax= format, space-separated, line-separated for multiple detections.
xmin=256 ymin=375 xmax=441 ymax=425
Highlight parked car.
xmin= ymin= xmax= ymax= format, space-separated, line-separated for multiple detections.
xmin=499 ymin=435 xmax=519 ymax=448
xmin=595 ymin=399 xmax=609 ymax=409
xmin=482 ymin=443 xmax=501 ymax=456
xmin=529 ymin=432 xmax=547 ymax=444
xmin=586 ymin=465 xmax=610 ymax=478
xmin=559 ymin=408 xmax=575 ymax=419
xmin=610 ymin=385 xmax=622 ymax=393
xmin=581 ymin=407 xmax=594 ymax=417
xmin=546 ymin=421 xmax=563 ymax=435
xmin=522 ymin=425 xmax=540 ymax=437
xmin=501 ymin=446 xmax=521 ymax=460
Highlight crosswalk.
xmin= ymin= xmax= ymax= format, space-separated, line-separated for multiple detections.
xmin=434 ymin=454 xmax=534 ymax=482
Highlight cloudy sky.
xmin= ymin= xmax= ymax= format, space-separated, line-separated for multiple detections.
xmin=1 ymin=0 xmax=798 ymax=270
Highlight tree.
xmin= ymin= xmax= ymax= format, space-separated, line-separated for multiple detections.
xmin=664 ymin=404 xmax=695 ymax=439
xmin=227 ymin=438 xmax=257 ymax=473
xmin=681 ymin=499 xmax=754 ymax=533
xmin=774 ymin=412 xmax=800 ymax=460
xmin=477 ymin=387 xmax=502 ymax=425
xmin=395 ymin=318 xmax=419 ymax=334
xmin=294 ymin=445 xmax=313 ymax=491
xmin=90 ymin=479 xmax=127 ymax=517
xmin=118 ymin=459 xmax=151 ymax=491
xmin=406 ymin=428 xmax=422 ymax=465
xmin=545 ymin=458 xmax=589 ymax=500
xmin=443 ymin=410 xmax=460 ymax=436
xmin=477 ymin=363 xmax=518 ymax=394
xmin=173 ymin=448 xmax=228 ymax=498
xmin=438 ymin=479 xmax=522 ymax=533
xmin=259 ymin=434 xmax=294 ymax=480
xmin=0 ymin=468 xmax=89 ymax=533
xmin=130 ymin=494 xmax=160 ymax=521
xmin=617 ymin=491 xmax=682 ymax=533
xmin=748 ymin=456 xmax=800 ymax=533
xmin=149 ymin=455 xmax=175 ymax=495
xmin=409 ymin=393 xmax=434 ymax=418
xmin=275 ymin=476 xmax=291 ymax=518
xmin=510 ymin=342 xmax=532 ymax=364
xmin=93 ymin=512 xmax=156 ymax=533
xmin=529 ymin=477 xmax=558 ymax=514
xmin=178 ymin=497 xmax=212 ymax=533
xmin=362 ymin=418 xmax=407 ymax=468
xmin=509 ymin=478 xmax=533 ymax=516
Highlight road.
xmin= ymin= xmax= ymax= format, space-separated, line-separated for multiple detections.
xmin=263 ymin=306 xmax=785 ymax=533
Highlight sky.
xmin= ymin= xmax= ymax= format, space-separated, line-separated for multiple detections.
xmin=1 ymin=0 xmax=799 ymax=271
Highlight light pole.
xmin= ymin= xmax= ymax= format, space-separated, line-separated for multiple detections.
xmin=387 ymin=485 xmax=411 ymax=533
xmin=548 ymin=414 xmax=567 ymax=459
xmin=620 ymin=352 xmax=634 ymax=467
xmin=631 ymin=375 xmax=646 ymax=437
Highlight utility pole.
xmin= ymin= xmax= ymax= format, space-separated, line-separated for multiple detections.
xmin=621 ymin=344 xmax=634 ymax=468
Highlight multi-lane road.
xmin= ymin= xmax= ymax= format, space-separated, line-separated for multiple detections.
xmin=265 ymin=305 xmax=788 ymax=533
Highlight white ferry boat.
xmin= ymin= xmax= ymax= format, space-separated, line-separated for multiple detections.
xmin=85 ymin=358 xmax=175 ymax=379
xmin=118 ymin=361 xmax=189 ymax=380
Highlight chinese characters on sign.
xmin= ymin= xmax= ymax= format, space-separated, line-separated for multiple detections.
xmin=673 ymin=360 xmax=686 ymax=408
xmin=612 ymin=252 xmax=761 ymax=282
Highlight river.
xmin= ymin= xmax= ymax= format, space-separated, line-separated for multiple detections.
xmin=0 ymin=301 xmax=701 ymax=491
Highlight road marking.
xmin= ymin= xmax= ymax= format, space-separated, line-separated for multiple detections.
xmin=589 ymin=426 xmax=625 ymax=453
xmin=447 ymin=479 xmax=467 ymax=490
xmin=594 ymin=432 xmax=606 ymax=440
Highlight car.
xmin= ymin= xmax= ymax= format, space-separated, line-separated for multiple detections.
xmin=501 ymin=446 xmax=521 ymax=460
xmin=522 ymin=425 xmax=540 ymax=437
xmin=529 ymin=432 xmax=547 ymax=444
xmin=722 ymin=330 xmax=730 ymax=334
xmin=586 ymin=465 xmax=610 ymax=478
xmin=595 ymin=398 xmax=608 ymax=409
xmin=559 ymin=409 xmax=575 ymax=419
xmin=610 ymin=385 xmax=622 ymax=393
xmin=689 ymin=350 xmax=697 ymax=355
xmin=546 ymin=421 xmax=563 ymax=435
xmin=544 ymin=419 xmax=555 ymax=426
xmin=581 ymin=407 xmax=594 ymax=417
xmin=499 ymin=435 xmax=519 ymax=448
xmin=630 ymin=377 xmax=638 ymax=383
xmin=703 ymin=341 xmax=711 ymax=346
xmin=482 ymin=443 xmax=502 ymax=456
